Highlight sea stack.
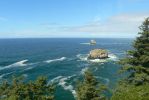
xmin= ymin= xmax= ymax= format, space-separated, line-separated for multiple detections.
xmin=88 ymin=49 xmax=108 ymax=59
xmin=90 ymin=40 xmax=96 ymax=45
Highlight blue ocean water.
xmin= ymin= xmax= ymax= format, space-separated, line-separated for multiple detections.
xmin=0 ymin=38 xmax=133 ymax=100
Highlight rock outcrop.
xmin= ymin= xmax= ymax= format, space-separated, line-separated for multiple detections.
xmin=88 ymin=49 xmax=108 ymax=59
xmin=90 ymin=40 xmax=96 ymax=45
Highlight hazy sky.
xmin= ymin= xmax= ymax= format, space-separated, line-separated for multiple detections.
xmin=0 ymin=0 xmax=149 ymax=38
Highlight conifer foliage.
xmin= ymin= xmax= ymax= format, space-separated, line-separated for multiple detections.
xmin=112 ymin=17 xmax=149 ymax=100
xmin=76 ymin=70 xmax=107 ymax=100
xmin=0 ymin=76 xmax=55 ymax=100
xmin=120 ymin=17 xmax=149 ymax=84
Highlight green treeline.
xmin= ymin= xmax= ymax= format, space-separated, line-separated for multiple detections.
xmin=0 ymin=18 xmax=149 ymax=100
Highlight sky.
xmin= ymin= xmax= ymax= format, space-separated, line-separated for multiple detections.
xmin=0 ymin=0 xmax=149 ymax=38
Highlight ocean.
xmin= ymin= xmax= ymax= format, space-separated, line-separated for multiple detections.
xmin=0 ymin=38 xmax=133 ymax=100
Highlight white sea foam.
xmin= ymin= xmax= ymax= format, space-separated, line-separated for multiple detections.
xmin=76 ymin=54 xmax=88 ymax=61
xmin=0 ymin=60 xmax=28 ymax=70
xmin=49 ymin=76 xmax=63 ymax=84
xmin=22 ymin=67 xmax=34 ymax=71
xmin=0 ymin=72 xmax=14 ymax=79
xmin=58 ymin=76 xmax=76 ymax=97
xmin=108 ymin=54 xmax=118 ymax=61
xmin=45 ymin=57 xmax=66 ymax=63
xmin=10 ymin=60 xmax=28 ymax=67
xmin=89 ymin=59 xmax=107 ymax=63
xmin=21 ymin=62 xmax=39 ymax=72
xmin=9 ymin=60 xmax=28 ymax=67
xmin=49 ymin=75 xmax=76 ymax=97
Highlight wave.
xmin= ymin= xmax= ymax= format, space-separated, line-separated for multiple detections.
xmin=58 ymin=76 xmax=76 ymax=97
xmin=0 ymin=60 xmax=29 ymax=70
xmin=22 ymin=67 xmax=34 ymax=72
xmin=108 ymin=54 xmax=118 ymax=61
xmin=76 ymin=53 xmax=118 ymax=63
xmin=7 ymin=60 xmax=28 ymax=67
xmin=49 ymin=75 xmax=76 ymax=97
xmin=21 ymin=62 xmax=39 ymax=72
xmin=0 ymin=72 xmax=14 ymax=79
xmin=49 ymin=76 xmax=63 ymax=84
xmin=45 ymin=57 xmax=66 ymax=63
xmin=76 ymin=54 xmax=88 ymax=61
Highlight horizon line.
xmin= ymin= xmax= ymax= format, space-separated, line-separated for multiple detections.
xmin=0 ymin=37 xmax=135 ymax=39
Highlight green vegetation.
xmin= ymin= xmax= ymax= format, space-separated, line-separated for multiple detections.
xmin=0 ymin=76 xmax=55 ymax=100
xmin=111 ymin=82 xmax=149 ymax=100
xmin=76 ymin=70 xmax=107 ymax=100
xmin=112 ymin=17 xmax=149 ymax=100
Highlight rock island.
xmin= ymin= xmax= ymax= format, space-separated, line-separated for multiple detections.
xmin=88 ymin=49 xmax=108 ymax=59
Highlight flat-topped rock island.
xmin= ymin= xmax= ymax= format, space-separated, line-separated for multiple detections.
xmin=88 ymin=49 xmax=108 ymax=59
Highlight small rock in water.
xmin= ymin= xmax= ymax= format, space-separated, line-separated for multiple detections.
xmin=90 ymin=40 xmax=96 ymax=45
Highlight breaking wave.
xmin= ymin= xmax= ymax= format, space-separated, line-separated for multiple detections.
xmin=108 ymin=54 xmax=118 ymax=61
xmin=49 ymin=76 xmax=63 ymax=84
xmin=48 ymin=75 xmax=76 ymax=97
xmin=58 ymin=75 xmax=76 ymax=97
xmin=45 ymin=57 xmax=66 ymax=63
xmin=0 ymin=60 xmax=29 ymax=70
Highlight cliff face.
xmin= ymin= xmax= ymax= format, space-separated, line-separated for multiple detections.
xmin=88 ymin=49 xmax=108 ymax=59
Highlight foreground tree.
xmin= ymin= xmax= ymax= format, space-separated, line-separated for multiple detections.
xmin=120 ymin=17 xmax=149 ymax=84
xmin=76 ymin=70 xmax=107 ymax=100
xmin=111 ymin=82 xmax=149 ymax=100
xmin=112 ymin=18 xmax=149 ymax=100
xmin=0 ymin=76 xmax=55 ymax=100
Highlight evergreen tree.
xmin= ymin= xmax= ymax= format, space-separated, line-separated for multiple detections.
xmin=0 ymin=76 xmax=55 ymax=100
xmin=76 ymin=70 xmax=107 ymax=100
xmin=112 ymin=17 xmax=149 ymax=100
xmin=120 ymin=17 xmax=149 ymax=85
